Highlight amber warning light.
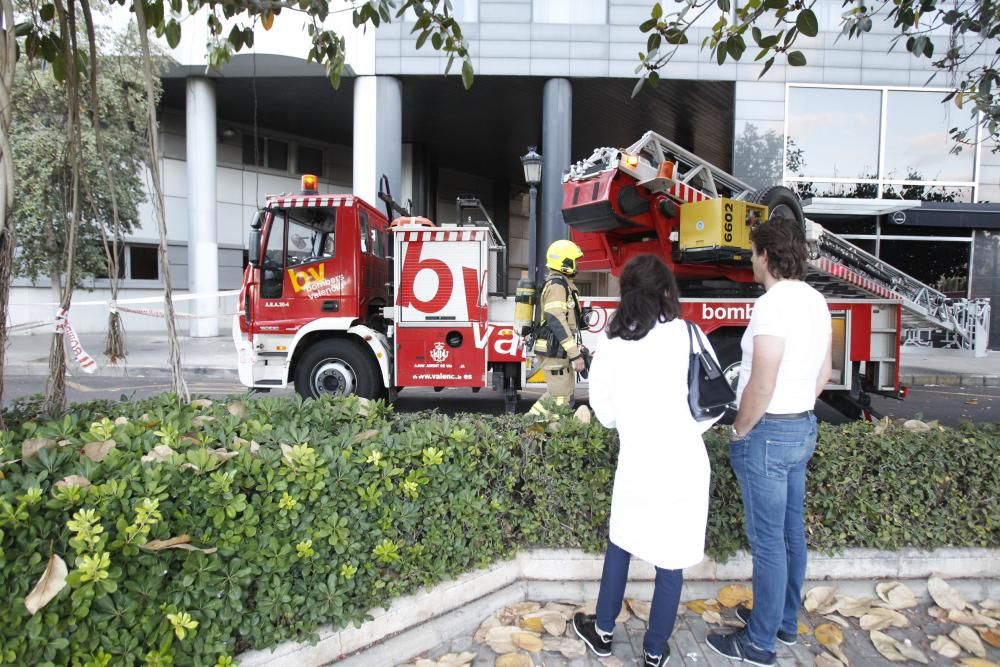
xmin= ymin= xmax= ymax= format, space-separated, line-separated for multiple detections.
xmin=301 ymin=174 xmax=319 ymax=194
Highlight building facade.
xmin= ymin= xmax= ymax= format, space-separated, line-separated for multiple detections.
xmin=9 ymin=0 xmax=999 ymax=346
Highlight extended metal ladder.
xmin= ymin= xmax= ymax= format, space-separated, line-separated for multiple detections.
xmin=804 ymin=220 xmax=990 ymax=351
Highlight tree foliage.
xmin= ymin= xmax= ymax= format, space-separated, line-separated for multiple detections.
xmin=11 ymin=33 xmax=151 ymax=288
xmin=635 ymin=0 xmax=1000 ymax=148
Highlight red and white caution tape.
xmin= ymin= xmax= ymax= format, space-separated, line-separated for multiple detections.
xmin=55 ymin=308 xmax=97 ymax=374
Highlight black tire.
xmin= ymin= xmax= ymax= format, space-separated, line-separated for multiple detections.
xmin=294 ymin=338 xmax=382 ymax=400
xmin=709 ymin=333 xmax=743 ymax=425
xmin=750 ymin=185 xmax=804 ymax=226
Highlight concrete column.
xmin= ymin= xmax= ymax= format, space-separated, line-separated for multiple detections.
xmin=539 ymin=78 xmax=572 ymax=282
xmin=353 ymin=76 xmax=402 ymax=210
xmin=185 ymin=77 xmax=218 ymax=337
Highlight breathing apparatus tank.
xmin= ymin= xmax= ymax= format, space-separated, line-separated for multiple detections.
xmin=513 ymin=274 xmax=537 ymax=336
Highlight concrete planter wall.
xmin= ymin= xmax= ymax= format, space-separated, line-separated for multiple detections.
xmin=236 ymin=547 xmax=1000 ymax=666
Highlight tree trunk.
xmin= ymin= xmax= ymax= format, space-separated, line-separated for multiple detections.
xmin=0 ymin=0 xmax=17 ymax=427
xmin=134 ymin=2 xmax=188 ymax=401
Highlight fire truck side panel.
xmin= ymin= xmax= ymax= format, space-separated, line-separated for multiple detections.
xmin=395 ymin=326 xmax=487 ymax=387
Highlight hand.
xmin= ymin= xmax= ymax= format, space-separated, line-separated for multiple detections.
xmin=571 ymin=356 xmax=586 ymax=373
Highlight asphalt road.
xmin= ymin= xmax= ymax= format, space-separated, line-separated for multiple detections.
xmin=2 ymin=374 xmax=997 ymax=425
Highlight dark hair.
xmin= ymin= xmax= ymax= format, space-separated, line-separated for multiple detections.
xmin=607 ymin=255 xmax=681 ymax=341
xmin=749 ymin=214 xmax=808 ymax=280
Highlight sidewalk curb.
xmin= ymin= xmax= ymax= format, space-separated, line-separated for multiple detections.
xmin=902 ymin=373 xmax=1000 ymax=387
xmin=5 ymin=362 xmax=239 ymax=381
xmin=236 ymin=547 xmax=1000 ymax=667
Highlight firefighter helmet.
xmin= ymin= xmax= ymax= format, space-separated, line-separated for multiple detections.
xmin=546 ymin=239 xmax=583 ymax=276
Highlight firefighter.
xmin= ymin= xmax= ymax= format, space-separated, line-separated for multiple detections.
xmin=529 ymin=239 xmax=586 ymax=417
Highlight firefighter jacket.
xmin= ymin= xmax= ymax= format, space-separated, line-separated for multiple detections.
xmin=532 ymin=271 xmax=582 ymax=360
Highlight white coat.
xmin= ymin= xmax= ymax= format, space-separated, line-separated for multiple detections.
xmin=588 ymin=318 xmax=722 ymax=570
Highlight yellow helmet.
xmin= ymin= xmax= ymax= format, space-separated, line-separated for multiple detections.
xmin=546 ymin=239 xmax=583 ymax=276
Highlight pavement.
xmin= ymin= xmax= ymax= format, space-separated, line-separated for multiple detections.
xmin=4 ymin=332 xmax=1000 ymax=387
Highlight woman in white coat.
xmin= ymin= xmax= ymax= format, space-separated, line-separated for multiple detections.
xmin=572 ymin=255 xmax=722 ymax=667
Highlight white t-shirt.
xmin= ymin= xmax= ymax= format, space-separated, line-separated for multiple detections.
xmin=735 ymin=280 xmax=832 ymax=414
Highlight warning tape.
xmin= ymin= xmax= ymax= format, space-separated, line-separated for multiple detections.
xmin=112 ymin=304 xmax=239 ymax=320
xmin=55 ymin=308 xmax=97 ymax=374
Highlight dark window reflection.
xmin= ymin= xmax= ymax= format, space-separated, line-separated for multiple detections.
xmin=878 ymin=240 xmax=970 ymax=292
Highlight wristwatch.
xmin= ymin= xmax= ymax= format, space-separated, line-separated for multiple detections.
xmin=730 ymin=425 xmax=744 ymax=440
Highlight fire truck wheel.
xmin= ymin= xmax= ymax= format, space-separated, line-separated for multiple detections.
xmin=750 ymin=185 xmax=804 ymax=226
xmin=294 ymin=339 xmax=382 ymax=400
xmin=710 ymin=334 xmax=742 ymax=425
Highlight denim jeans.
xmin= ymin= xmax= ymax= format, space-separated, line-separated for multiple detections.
xmin=595 ymin=540 xmax=683 ymax=656
xmin=728 ymin=413 xmax=818 ymax=653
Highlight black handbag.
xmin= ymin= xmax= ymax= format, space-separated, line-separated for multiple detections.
xmin=686 ymin=321 xmax=736 ymax=421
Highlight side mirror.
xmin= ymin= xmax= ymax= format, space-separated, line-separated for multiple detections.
xmin=248 ymin=229 xmax=262 ymax=268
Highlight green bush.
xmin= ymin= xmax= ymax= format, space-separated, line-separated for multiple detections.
xmin=0 ymin=396 xmax=996 ymax=666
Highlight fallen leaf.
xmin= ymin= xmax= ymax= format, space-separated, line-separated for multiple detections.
xmin=798 ymin=621 xmax=811 ymax=635
xmin=872 ymin=416 xmax=891 ymax=436
xmin=903 ymin=419 xmax=930 ymax=432
xmin=928 ymin=575 xmax=968 ymax=611
xmin=114 ymin=416 xmax=129 ymax=425
xmin=517 ymin=616 xmax=545 ymax=633
xmin=485 ymin=626 xmax=522 ymax=653
xmin=227 ymin=401 xmax=247 ymax=418
xmin=965 ymin=399 xmax=979 ymax=405
xmin=876 ymin=582 xmax=918 ymax=610
xmin=930 ymin=635 xmax=962 ymax=658
xmin=685 ymin=599 xmax=721 ymax=614
xmin=859 ymin=607 xmax=909 ymax=631
xmin=512 ymin=632 xmax=543 ymax=652
xmin=979 ymin=627 xmax=1000 ymax=648
xmin=81 ymin=440 xmax=116 ymax=462
xmin=927 ymin=605 xmax=948 ymax=620
xmin=192 ymin=415 xmax=216 ymax=427
xmin=599 ymin=657 xmax=625 ymax=667
xmin=574 ymin=405 xmax=592 ymax=423
xmin=54 ymin=475 xmax=91 ymax=489
xmin=577 ymin=600 xmax=629 ymax=622
xmin=981 ymin=600 xmax=1000 ymax=610
xmin=24 ymin=554 xmax=68 ymax=615
xmin=815 ymin=623 xmax=844 ymax=649
xmin=279 ymin=443 xmax=294 ymax=464
xmin=870 ymin=630 xmax=907 ymax=662
xmin=541 ymin=637 xmax=585 ymax=658
xmin=495 ymin=653 xmax=533 ymax=667
xmin=805 ymin=586 xmax=840 ymax=614
xmin=190 ymin=398 xmax=213 ymax=409
xmin=626 ymin=598 xmax=651 ymax=622
xmin=951 ymin=625 xmax=987 ymax=657
xmin=22 ymin=438 xmax=56 ymax=460
xmin=815 ymin=652 xmax=844 ymax=667
xmin=352 ymin=429 xmax=380 ymax=445
xmin=896 ymin=638 xmax=928 ymax=664
xmin=140 ymin=535 xmax=218 ymax=554
xmin=414 ymin=659 xmax=435 ymax=667
xmin=140 ymin=445 xmax=176 ymax=463
xmin=437 ymin=653 xmax=476 ymax=667
xmin=473 ymin=615 xmax=501 ymax=644
xmin=959 ymin=660 xmax=1000 ymax=667
xmin=702 ymin=610 xmax=723 ymax=625
xmin=543 ymin=602 xmax=577 ymax=618
xmin=950 ymin=608 xmax=999 ymax=628
xmin=836 ymin=595 xmax=874 ymax=618
xmin=718 ymin=584 xmax=753 ymax=608
xmin=520 ymin=611 xmax=565 ymax=636
xmin=823 ymin=614 xmax=850 ymax=628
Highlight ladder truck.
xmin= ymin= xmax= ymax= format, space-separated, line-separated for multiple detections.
xmin=233 ymin=134 xmax=962 ymax=419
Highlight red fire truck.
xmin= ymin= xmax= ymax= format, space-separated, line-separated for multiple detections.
xmin=235 ymin=133 xmax=960 ymax=419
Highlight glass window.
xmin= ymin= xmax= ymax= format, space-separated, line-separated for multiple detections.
xmin=286 ymin=208 xmax=337 ymax=268
xmin=884 ymin=90 xmax=975 ymax=183
xmin=242 ymin=135 xmax=265 ymax=167
xmin=267 ymin=139 xmax=289 ymax=171
xmin=533 ymin=0 xmax=606 ymax=23
xmin=298 ymin=145 xmax=324 ymax=176
xmin=261 ymin=213 xmax=286 ymax=298
xmin=733 ymin=121 xmax=784 ymax=190
xmin=93 ymin=243 xmax=126 ymax=280
xmin=791 ymin=181 xmax=880 ymax=199
xmin=786 ymin=87 xmax=881 ymax=180
xmin=359 ymin=211 xmax=370 ymax=254
xmin=129 ymin=245 xmax=159 ymax=280
xmin=403 ymin=0 xmax=477 ymax=22
xmin=878 ymin=239 xmax=970 ymax=288
xmin=882 ymin=183 xmax=974 ymax=202
xmin=370 ymin=226 xmax=385 ymax=259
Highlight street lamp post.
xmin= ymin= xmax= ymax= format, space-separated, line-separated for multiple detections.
xmin=521 ymin=146 xmax=543 ymax=283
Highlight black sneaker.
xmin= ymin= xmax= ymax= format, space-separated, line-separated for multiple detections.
xmin=706 ymin=631 xmax=776 ymax=667
xmin=643 ymin=645 xmax=671 ymax=666
xmin=735 ymin=605 xmax=798 ymax=646
xmin=572 ymin=612 xmax=612 ymax=657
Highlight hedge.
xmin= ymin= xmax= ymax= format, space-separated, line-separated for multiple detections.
xmin=0 ymin=394 xmax=996 ymax=666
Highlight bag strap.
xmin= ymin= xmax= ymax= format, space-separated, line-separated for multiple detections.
xmin=686 ymin=320 xmax=709 ymax=356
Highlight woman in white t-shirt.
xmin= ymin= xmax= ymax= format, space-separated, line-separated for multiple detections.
xmin=707 ymin=215 xmax=832 ymax=667
xmin=573 ymin=255 xmax=722 ymax=667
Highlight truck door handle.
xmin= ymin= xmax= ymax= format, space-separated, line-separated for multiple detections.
xmin=322 ymin=300 xmax=339 ymax=312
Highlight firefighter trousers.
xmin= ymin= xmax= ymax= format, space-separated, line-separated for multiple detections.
xmin=528 ymin=358 xmax=576 ymax=416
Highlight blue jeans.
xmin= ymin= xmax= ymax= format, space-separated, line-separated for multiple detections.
xmin=595 ymin=540 xmax=683 ymax=656
xmin=728 ymin=414 xmax=817 ymax=653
